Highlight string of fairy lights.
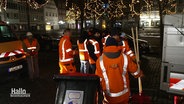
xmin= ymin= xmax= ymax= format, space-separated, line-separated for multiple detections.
xmin=161 ymin=0 xmax=177 ymax=14
xmin=65 ymin=0 xmax=179 ymax=21
xmin=0 ymin=0 xmax=49 ymax=10
xmin=65 ymin=3 xmax=81 ymax=22
xmin=28 ymin=0 xmax=49 ymax=9
xmin=84 ymin=0 xmax=106 ymax=19
xmin=0 ymin=0 xmax=181 ymax=20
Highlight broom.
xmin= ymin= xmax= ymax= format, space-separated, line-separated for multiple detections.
xmin=131 ymin=27 xmax=151 ymax=104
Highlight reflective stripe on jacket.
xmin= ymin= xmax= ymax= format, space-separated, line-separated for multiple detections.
xmin=102 ymin=35 xmax=111 ymax=46
xmin=120 ymin=40 xmax=136 ymax=59
xmin=59 ymin=36 xmax=73 ymax=64
xmin=99 ymin=54 xmax=129 ymax=97
xmin=23 ymin=38 xmax=37 ymax=51
xmin=95 ymin=46 xmax=141 ymax=103
xmin=77 ymin=39 xmax=89 ymax=61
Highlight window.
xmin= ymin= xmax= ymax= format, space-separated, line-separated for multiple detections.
xmin=46 ymin=12 xmax=48 ymax=16
xmin=0 ymin=25 xmax=17 ymax=42
xmin=6 ymin=13 xmax=9 ymax=18
xmin=14 ymin=13 xmax=18 ymax=19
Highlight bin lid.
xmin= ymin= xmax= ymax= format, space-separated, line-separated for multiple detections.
xmin=53 ymin=73 xmax=100 ymax=81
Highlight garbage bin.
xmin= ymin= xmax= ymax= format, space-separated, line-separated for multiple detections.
xmin=53 ymin=73 xmax=100 ymax=104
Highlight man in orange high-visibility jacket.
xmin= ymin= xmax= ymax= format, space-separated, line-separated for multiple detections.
xmin=111 ymin=28 xmax=136 ymax=62
xmin=22 ymin=32 xmax=40 ymax=80
xmin=87 ymin=28 xmax=101 ymax=74
xmin=77 ymin=31 xmax=90 ymax=73
xmin=96 ymin=37 xmax=142 ymax=104
xmin=59 ymin=29 xmax=76 ymax=74
xmin=119 ymin=32 xmax=136 ymax=61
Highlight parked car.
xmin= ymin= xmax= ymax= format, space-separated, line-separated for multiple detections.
xmin=125 ymin=35 xmax=150 ymax=55
xmin=35 ymin=34 xmax=53 ymax=51
xmin=46 ymin=30 xmax=63 ymax=50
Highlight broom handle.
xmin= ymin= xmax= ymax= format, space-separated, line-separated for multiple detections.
xmin=132 ymin=27 xmax=142 ymax=95
xmin=136 ymin=27 xmax=142 ymax=95
xmin=131 ymin=28 xmax=137 ymax=56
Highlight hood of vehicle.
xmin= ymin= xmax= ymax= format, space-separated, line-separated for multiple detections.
xmin=0 ymin=40 xmax=23 ymax=53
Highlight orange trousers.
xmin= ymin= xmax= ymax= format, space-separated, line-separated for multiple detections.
xmin=59 ymin=63 xmax=76 ymax=74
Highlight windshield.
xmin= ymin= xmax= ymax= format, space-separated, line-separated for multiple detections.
xmin=0 ymin=25 xmax=17 ymax=42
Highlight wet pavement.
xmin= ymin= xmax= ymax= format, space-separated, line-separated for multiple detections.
xmin=0 ymin=51 xmax=179 ymax=104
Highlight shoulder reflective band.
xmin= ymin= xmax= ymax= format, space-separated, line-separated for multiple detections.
xmin=99 ymin=54 xmax=128 ymax=97
xmin=89 ymin=39 xmax=98 ymax=45
xmin=27 ymin=47 xmax=37 ymax=50
xmin=104 ymin=35 xmax=110 ymax=44
xmin=122 ymin=41 xmax=125 ymax=46
xmin=89 ymin=39 xmax=100 ymax=55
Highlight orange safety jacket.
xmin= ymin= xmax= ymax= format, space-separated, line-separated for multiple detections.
xmin=59 ymin=35 xmax=74 ymax=64
xmin=119 ymin=40 xmax=136 ymax=60
xmin=23 ymin=38 xmax=38 ymax=51
xmin=96 ymin=46 xmax=141 ymax=103
xmin=102 ymin=35 xmax=111 ymax=46
xmin=88 ymin=39 xmax=101 ymax=64
xmin=77 ymin=39 xmax=89 ymax=61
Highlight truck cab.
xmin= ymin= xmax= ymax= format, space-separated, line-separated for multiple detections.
xmin=160 ymin=14 xmax=184 ymax=95
xmin=0 ymin=22 xmax=27 ymax=82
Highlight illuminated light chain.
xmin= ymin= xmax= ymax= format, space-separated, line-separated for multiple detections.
xmin=161 ymin=0 xmax=177 ymax=15
xmin=28 ymin=0 xmax=49 ymax=9
xmin=140 ymin=0 xmax=153 ymax=15
xmin=84 ymin=0 xmax=105 ymax=20
xmin=129 ymin=0 xmax=140 ymax=17
xmin=0 ymin=0 xmax=7 ymax=10
xmin=106 ymin=0 xmax=126 ymax=19
xmin=162 ymin=3 xmax=177 ymax=14
xmin=65 ymin=3 xmax=81 ymax=22
xmin=144 ymin=0 xmax=152 ymax=12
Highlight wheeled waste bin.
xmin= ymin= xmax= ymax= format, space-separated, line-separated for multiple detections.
xmin=53 ymin=73 xmax=100 ymax=104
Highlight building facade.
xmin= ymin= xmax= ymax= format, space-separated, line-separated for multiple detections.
xmin=55 ymin=0 xmax=67 ymax=29
xmin=0 ymin=0 xmax=59 ymax=34
xmin=44 ymin=0 xmax=59 ymax=31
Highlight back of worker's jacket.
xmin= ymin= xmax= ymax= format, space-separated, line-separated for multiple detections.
xmin=87 ymin=39 xmax=101 ymax=64
xmin=119 ymin=39 xmax=136 ymax=60
xmin=96 ymin=46 xmax=141 ymax=103
xmin=59 ymin=35 xmax=73 ymax=64
xmin=77 ymin=39 xmax=89 ymax=61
